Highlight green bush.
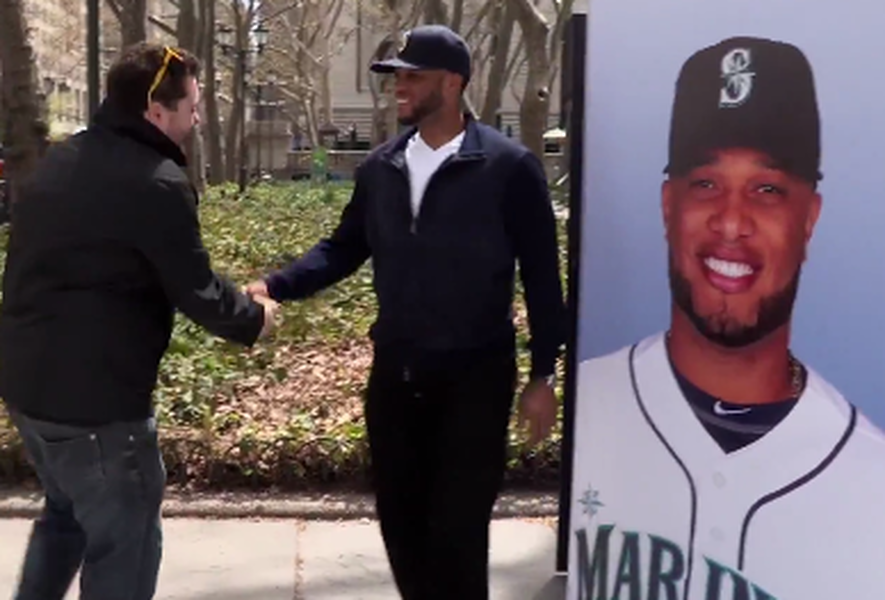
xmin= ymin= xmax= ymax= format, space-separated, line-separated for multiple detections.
xmin=0 ymin=181 xmax=569 ymax=491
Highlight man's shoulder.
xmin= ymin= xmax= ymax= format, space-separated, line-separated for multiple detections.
xmin=150 ymin=160 xmax=192 ymax=190
xmin=472 ymin=120 xmax=530 ymax=159
xmin=359 ymin=130 xmax=411 ymax=166
xmin=799 ymin=367 xmax=885 ymax=467
xmin=577 ymin=335 xmax=658 ymax=382
xmin=76 ymin=125 xmax=178 ymax=184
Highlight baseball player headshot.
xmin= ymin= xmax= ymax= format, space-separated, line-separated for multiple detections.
xmin=566 ymin=35 xmax=885 ymax=600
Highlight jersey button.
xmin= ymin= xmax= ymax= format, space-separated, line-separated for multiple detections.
xmin=713 ymin=472 xmax=726 ymax=488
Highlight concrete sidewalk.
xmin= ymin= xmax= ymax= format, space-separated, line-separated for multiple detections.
xmin=0 ymin=517 xmax=566 ymax=599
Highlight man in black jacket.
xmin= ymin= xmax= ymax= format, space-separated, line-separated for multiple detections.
xmin=246 ymin=25 xmax=567 ymax=600
xmin=0 ymin=43 xmax=277 ymax=600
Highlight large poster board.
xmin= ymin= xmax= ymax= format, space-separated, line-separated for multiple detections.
xmin=566 ymin=1 xmax=885 ymax=598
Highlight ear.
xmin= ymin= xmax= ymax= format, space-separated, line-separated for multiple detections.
xmin=447 ymin=73 xmax=464 ymax=94
xmin=661 ymin=179 xmax=674 ymax=240
xmin=804 ymin=191 xmax=822 ymax=244
xmin=143 ymin=100 xmax=165 ymax=128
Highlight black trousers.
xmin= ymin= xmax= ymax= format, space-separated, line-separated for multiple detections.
xmin=364 ymin=343 xmax=517 ymax=600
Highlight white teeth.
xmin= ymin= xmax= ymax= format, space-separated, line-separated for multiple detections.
xmin=704 ymin=257 xmax=754 ymax=278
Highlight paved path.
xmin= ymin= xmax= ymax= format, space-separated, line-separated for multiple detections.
xmin=0 ymin=517 xmax=566 ymax=599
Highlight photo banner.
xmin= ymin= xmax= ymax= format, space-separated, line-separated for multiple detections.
xmin=565 ymin=0 xmax=885 ymax=598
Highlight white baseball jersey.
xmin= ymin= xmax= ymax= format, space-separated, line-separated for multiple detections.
xmin=566 ymin=332 xmax=885 ymax=600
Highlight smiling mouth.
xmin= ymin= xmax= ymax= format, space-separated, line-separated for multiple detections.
xmin=700 ymin=255 xmax=760 ymax=294
xmin=703 ymin=256 xmax=755 ymax=278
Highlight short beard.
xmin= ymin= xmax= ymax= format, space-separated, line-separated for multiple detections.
xmin=668 ymin=253 xmax=801 ymax=348
xmin=398 ymin=88 xmax=444 ymax=127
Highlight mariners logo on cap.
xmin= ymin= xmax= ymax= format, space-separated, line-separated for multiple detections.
xmin=397 ymin=30 xmax=410 ymax=54
xmin=719 ymin=47 xmax=755 ymax=109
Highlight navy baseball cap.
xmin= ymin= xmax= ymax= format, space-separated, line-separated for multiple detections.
xmin=664 ymin=36 xmax=822 ymax=184
xmin=370 ymin=25 xmax=471 ymax=84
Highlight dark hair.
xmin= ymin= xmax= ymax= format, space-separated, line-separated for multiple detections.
xmin=106 ymin=42 xmax=200 ymax=116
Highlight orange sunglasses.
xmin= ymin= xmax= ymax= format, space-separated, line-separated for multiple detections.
xmin=147 ymin=46 xmax=184 ymax=104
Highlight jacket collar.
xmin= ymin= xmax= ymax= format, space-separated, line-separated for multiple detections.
xmin=381 ymin=112 xmax=487 ymax=166
xmin=91 ymin=99 xmax=188 ymax=167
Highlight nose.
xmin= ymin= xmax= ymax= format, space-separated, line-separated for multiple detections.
xmin=393 ymin=74 xmax=409 ymax=97
xmin=709 ymin=190 xmax=754 ymax=241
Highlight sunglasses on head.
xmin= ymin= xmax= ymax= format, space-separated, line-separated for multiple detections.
xmin=147 ymin=46 xmax=184 ymax=104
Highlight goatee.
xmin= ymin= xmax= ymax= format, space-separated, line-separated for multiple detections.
xmin=668 ymin=255 xmax=801 ymax=348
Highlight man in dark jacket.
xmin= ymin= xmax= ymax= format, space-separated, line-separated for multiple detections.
xmin=246 ymin=25 xmax=567 ymax=600
xmin=0 ymin=43 xmax=277 ymax=600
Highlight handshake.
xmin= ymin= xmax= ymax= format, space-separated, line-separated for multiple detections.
xmin=242 ymin=279 xmax=280 ymax=339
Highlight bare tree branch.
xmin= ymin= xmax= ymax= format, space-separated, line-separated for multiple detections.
xmin=463 ymin=0 xmax=495 ymax=42
xmin=148 ymin=14 xmax=177 ymax=37
xmin=105 ymin=0 xmax=122 ymax=22
xmin=450 ymin=0 xmax=464 ymax=32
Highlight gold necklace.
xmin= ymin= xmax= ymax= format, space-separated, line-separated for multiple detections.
xmin=666 ymin=331 xmax=807 ymax=398
xmin=787 ymin=352 xmax=805 ymax=398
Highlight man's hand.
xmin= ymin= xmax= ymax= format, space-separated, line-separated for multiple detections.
xmin=517 ymin=377 xmax=559 ymax=447
xmin=241 ymin=280 xmax=279 ymax=338
xmin=252 ymin=293 xmax=280 ymax=338
xmin=244 ymin=280 xmax=269 ymax=298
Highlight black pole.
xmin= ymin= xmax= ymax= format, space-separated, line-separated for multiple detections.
xmin=555 ymin=10 xmax=587 ymax=574
xmin=269 ymin=103 xmax=275 ymax=179
xmin=86 ymin=0 xmax=100 ymax=117
xmin=256 ymin=86 xmax=262 ymax=178
xmin=238 ymin=53 xmax=247 ymax=194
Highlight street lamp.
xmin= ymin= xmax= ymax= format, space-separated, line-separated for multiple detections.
xmin=254 ymin=24 xmax=269 ymax=50
xmin=217 ymin=22 xmax=269 ymax=193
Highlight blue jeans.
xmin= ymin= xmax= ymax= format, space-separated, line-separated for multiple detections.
xmin=8 ymin=409 xmax=166 ymax=600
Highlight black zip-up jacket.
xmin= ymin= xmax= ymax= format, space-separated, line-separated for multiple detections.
xmin=264 ymin=116 xmax=566 ymax=378
xmin=0 ymin=100 xmax=265 ymax=426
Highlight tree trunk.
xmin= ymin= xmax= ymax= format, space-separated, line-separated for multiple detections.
xmin=176 ymin=0 xmax=206 ymax=191
xmin=449 ymin=0 xmax=464 ymax=33
xmin=105 ymin=0 xmax=147 ymax=48
xmin=480 ymin=0 xmax=515 ymax=126
xmin=0 ymin=0 xmax=47 ymax=203
xmin=223 ymin=73 xmax=244 ymax=182
xmin=201 ymin=0 xmax=224 ymax=185
xmin=223 ymin=0 xmax=247 ymax=182
xmin=423 ymin=0 xmax=447 ymax=24
xmin=511 ymin=0 xmax=551 ymax=159
xmin=120 ymin=0 xmax=147 ymax=47
xmin=319 ymin=22 xmax=333 ymax=131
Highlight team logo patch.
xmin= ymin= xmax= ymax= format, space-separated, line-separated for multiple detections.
xmin=578 ymin=484 xmax=604 ymax=518
xmin=398 ymin=30 xmax=410 ymax=54
xmin=719 ymin=47 xmax=755 ymax=108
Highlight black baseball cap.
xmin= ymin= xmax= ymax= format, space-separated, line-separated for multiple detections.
xmin=664 ymin=36 xmax=822 ymax=184
xmin=370 ymin=25 xmax=471 ymax=84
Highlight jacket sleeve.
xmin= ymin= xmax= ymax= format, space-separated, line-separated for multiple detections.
xmin=504 ymin=151 xmax=568 ymax=379
xmin=135 ymin=178 xmax=265 ymax=346
xmin=263 ymin=166 xmax=371 ymax=302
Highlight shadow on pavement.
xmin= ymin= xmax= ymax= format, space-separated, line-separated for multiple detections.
xmin=177 ymin=585 xmax=296 ymax=600
xmin=531 ymin=574 xmax=566 ymax=600
xmin=297 ymin=528 xmax=563 ymax=600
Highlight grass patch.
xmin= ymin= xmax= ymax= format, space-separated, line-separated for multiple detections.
xmin=0 ymin=181 xmax=569 ymax=492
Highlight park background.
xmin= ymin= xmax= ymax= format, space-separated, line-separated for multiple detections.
xmin=0 ymin=0 xmax=578 ymax=493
